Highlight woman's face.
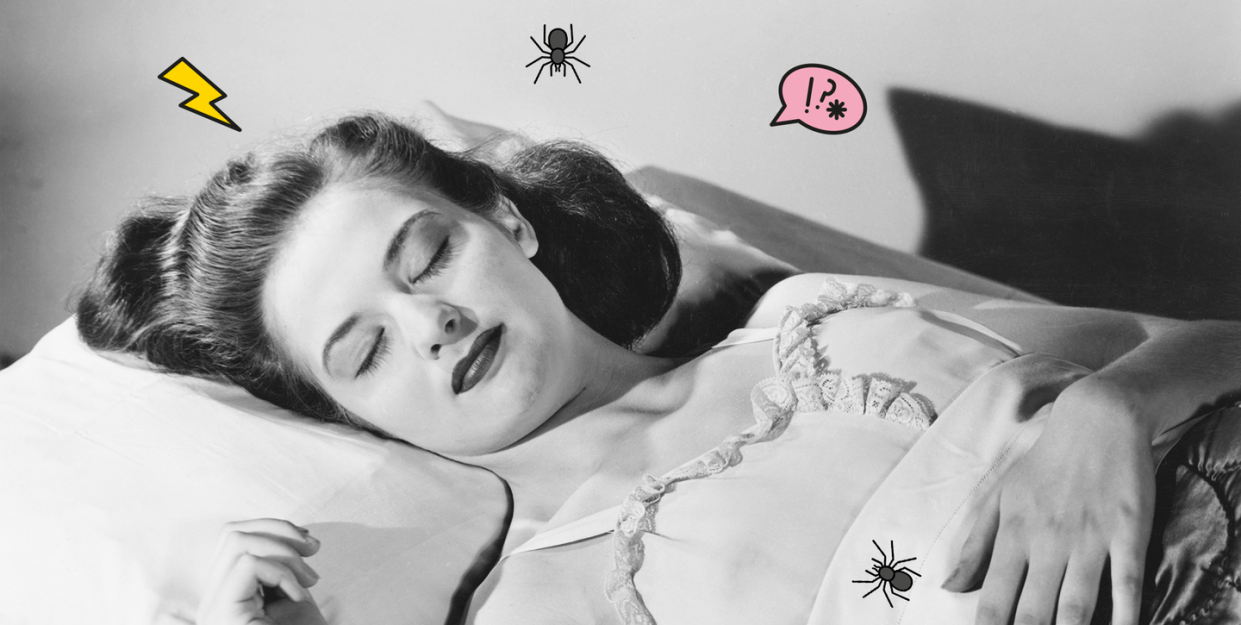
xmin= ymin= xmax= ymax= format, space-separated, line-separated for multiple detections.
xmin=263 ymin=181 xmax=582 ymax=456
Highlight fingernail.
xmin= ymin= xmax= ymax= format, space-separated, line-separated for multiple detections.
xmin=941 ymin=567 xmax=960 ymax=590
xmin=295 ymin=525 xmax=310 ymax=536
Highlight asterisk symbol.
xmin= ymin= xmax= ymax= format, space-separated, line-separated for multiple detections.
xmin=826 ymin=100 xmax=847 ymax=120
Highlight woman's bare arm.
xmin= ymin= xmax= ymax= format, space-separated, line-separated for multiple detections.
xmin=748 ymin=272 xmax=1241 ymax=625
xmin=748 ymin=272 xmax=1241 ymax=436
xmin=748 ymin=273 xmax=1155 ymax=367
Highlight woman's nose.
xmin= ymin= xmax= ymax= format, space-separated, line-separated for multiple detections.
xmin=402 ymin=299 xmax=467 ymax=360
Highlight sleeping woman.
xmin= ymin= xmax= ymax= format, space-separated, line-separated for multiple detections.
xmin=77 ymin=113 xmax=1241 ymax=625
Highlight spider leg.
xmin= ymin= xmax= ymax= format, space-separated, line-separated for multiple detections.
xmin=881 ymin=584 xmax=894 ymax=608
xmin=872 ymin=558 xmax=885 ymax=567
xmin=861 ymin=582 xmax=882 ymax=598
xmin=533 ymin=61 xmax=550 ymax=84
xmin=852 ymin=573 xmax=880 ymax=584
xmin=900 ymin=567 xmax=922 ymax=577
xmin=565 ymin=60 xmax=582 ymax=83
xmin=526 ymin=54 xmax=549 ymax=68
xmin=565 ymin=24 xmax=574 ymax=47
xmin=543 ymin=24 xmax=548 ymax=47
xmin=892 ymin=590 xmax=910 ymax=602
xmin=566 ymin=34 xmax=586 ymax=54
xmin=872 ymin=540 xmax=887 ymax=561
xmin=564 ymin=54 xmax=590 ymax=67
xmin=529 ymin=37 xmax=549 ymax=54
xmin=891 ymin=557 xmax=916 ymax=567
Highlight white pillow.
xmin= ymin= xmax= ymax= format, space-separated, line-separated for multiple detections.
xmin=0 ymin=102 xmax=1026 ymax=625
xmin=0 ymin=106 xmax=787 ymax=625
xmin=0 ymin=318 xmax=508 ymax=625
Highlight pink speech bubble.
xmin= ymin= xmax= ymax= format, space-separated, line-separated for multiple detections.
xmin=770 ymin=64 xmax=866 ymax=134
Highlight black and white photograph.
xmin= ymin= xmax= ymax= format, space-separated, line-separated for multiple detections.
xmin=1 ymin=1 xmax=1239 ymax=624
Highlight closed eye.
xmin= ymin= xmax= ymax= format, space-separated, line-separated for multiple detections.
xmin=357 ymin=327 xmax=389 ymax=377
xmin=357 ymin=237 xmax=454 ymax=377
xmin=410 ymin=236 xmax=456 ymax=286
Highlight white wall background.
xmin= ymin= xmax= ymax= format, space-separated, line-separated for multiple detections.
xmin=1 ymin=0 xmax=1239 ymax=357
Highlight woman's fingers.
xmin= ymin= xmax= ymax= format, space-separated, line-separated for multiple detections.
xmin=943 ymin=491 xmax=1001 ymax=592
xmin=208 ymin=519 xmax=320 ymax=594
xmin=1108 ymin=450 xmax=1154 ymax=625
xmin=219 ymin=531 xmax=321 ymax=588
xmin=198 ymin=519 xmax=326 ymax=625
xmin=1055 ymin=552 xmax=1106 ymax=625
xmin=219 ymin=519 xmax=321 ymax=557
xmin=1011 ymin=552 xmax=1068 ymax=625
xmin=1109 ymin=537 xmax=1151 ymax=625
xmin=199 ymin=553 xmax=313 ymax=625
xmin=942 ymin=379 xmax=1160 ymax=625
xmin=221 ymin=553 xmax=309 ymax=605
xmin=972 ymin=524 xmax=1027 ymax=625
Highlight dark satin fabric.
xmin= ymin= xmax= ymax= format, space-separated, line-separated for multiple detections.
xmin=1138 ymin=405 xmax=1241 ymax=625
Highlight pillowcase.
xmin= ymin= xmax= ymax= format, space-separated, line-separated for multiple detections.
xmin=412 ymin=100 xmax=1043 ymax=308
xmin=0 ymin=106 xmax=797 ymax=625
xmin=0 ymin=102 xmax=1042 ymax=625
xmin=0 ymin=318 xmax=509 ymax=625
xmin=409 ymin=101 xmax=533 ymax=163
xmin=0 ymin=203 xmax=788 ymax=625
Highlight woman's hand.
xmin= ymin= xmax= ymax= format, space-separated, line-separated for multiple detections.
xmin=196 ymin=519 xmax=329 ymax=625
xmin=943 ymin=379 xmax=1157 ymax=625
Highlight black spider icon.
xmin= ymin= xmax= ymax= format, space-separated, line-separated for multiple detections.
xmin=852 ymin=540 xmax=921 ymax=607
xmin=526 ymin=24 xmax=590 ymax=84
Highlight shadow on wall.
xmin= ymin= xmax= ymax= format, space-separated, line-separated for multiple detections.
xmin=891 ymin=88 xmax=1241 ymax=321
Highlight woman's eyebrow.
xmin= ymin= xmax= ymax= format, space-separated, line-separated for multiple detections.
xmin=322 ymin=314 xmax=361 ymax=374
xmin=383 ymin=210 xmax=433 ymax=272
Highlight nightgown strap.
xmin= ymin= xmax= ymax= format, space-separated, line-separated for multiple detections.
xmin=500 ymin=328 xmax=779 ymax=561
xmin=604 ymin=278 xmax=922 ymax=625
xmin=503 ymin=504 xmax=622 ymax=559
xmin=708 ymin=326 xmax=779 ymax=348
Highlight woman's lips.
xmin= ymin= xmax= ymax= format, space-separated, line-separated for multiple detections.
xmin=452 ymin=325 xmax=503 ymax=395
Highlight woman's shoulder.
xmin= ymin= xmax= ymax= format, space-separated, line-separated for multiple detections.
xmin=745 ymin=273 xmax=936 ymax=329
xmin=745 ymin=273 xmax=1169 ymax=372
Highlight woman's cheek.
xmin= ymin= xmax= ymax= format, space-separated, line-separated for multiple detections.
xmin=358 ymin=383 xmax=427 ymax=442
xmin=503 ymin=357 xmax=553 ymax=438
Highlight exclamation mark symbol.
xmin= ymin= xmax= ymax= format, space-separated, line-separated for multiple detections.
xmin=805 ymin=76 xmax=815 ymax=113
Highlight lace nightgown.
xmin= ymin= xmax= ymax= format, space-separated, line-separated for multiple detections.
xmin=498 ymin=278 xmax=1123 ymax=625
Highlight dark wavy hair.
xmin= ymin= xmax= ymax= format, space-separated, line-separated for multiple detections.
xmin=76 ymin=113 xmax=681 ymax=429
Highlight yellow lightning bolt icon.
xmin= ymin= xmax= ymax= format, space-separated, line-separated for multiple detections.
xmin=158 ymin=57 xmax=241 ymax=132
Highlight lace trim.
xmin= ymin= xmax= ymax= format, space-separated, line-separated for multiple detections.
xmin=604 ymin=278 xmax=936 ymax=625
